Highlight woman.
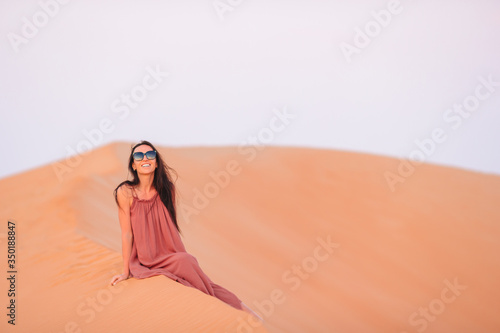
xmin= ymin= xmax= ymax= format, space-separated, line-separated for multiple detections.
xmin=109 ymin=140 xmax=261 ymax=320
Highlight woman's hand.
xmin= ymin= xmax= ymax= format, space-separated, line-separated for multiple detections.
xmin=110 ymin=273 xmax=130 ymax=286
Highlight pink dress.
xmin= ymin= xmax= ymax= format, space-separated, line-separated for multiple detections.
xmin=128 ymin=189 xmax=243 ymax=311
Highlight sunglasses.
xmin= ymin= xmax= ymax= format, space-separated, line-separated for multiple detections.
xmin=133 ymin=150 xmax=157 ymax=161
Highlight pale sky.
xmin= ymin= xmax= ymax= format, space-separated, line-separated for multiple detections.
xmin=1 ymin=0 xmax=499 ymax=179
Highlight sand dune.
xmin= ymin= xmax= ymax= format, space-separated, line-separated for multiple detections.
xmin=1 ymin=142 xmax=499 ymax=333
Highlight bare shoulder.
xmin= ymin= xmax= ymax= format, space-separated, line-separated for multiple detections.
xmin=117 ymin=183 xmax=134 ymax=197
xmin=116 ymin=184 xmax=134 ymax=209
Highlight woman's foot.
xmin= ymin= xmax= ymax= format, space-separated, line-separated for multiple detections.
xmin=240 ymin=302 xmax=264 ymax=323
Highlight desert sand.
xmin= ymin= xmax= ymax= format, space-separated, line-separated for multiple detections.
xmin=1 ymin=142 xmax=499 ymax=333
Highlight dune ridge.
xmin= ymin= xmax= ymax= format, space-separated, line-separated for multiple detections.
xmin=1 ymin=142 xmax=499 ymax=332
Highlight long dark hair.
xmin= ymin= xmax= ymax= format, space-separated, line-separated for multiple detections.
xmin=113 ymin=140 xmax=181 ymax=235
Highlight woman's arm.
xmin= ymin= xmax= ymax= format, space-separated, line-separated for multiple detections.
xmin=117 ymin=185 xmax=133 ymax=276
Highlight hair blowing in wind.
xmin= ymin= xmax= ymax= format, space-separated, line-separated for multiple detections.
xmin=113 ymin=140 xmax=181 ymax=235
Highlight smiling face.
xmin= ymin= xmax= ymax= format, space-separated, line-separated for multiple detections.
xmin=132 ymin=144 xmax=157 ymax=175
